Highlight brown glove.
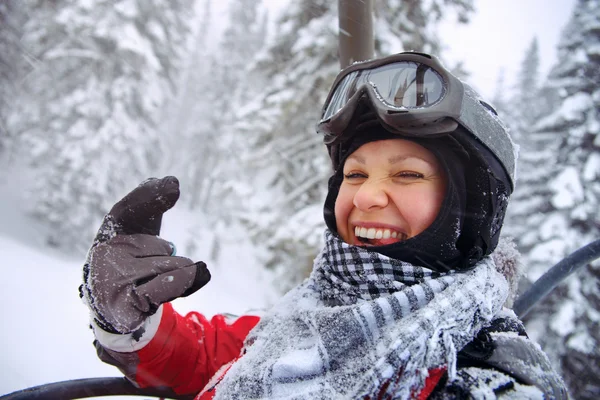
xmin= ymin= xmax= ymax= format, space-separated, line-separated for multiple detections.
xmin=79 ymin=176 xmax=210 ymax=334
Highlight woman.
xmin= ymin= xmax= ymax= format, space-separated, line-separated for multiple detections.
xmin=81 ymin=52 xmax=567 ymax=399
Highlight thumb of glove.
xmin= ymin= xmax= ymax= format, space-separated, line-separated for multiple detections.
xmin=132 ymin=261 xmax=211 ymax=313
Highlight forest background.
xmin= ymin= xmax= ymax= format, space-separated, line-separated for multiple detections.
xmin=0 ymin=0 xmax=598 ymax=399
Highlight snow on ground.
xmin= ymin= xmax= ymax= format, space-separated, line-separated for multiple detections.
xmin=0 ymin=205 xmax=280 ymax=397
xmin=0 ymin=235 xmax=109 ymax=395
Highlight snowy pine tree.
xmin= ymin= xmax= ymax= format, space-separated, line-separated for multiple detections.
xmin=516 ymin=38 xmax=542 ymax=127
xmin=231 ymin=0 xmax=341 ymax=288
xmin=13 ymin=0 xmax=192 ymax=251
xmin=162 ymin=0 xmax=268 ymax=261
xmin=163 ymin=0 xmax=217 ymax=210
xmin=519 ymin=1 xmax=600 ymax=398
xmin=490 ymin=69 xmax=512 ymax=121
xmin=183 ymin=0 xmax=267 ymax=216
xmin=231 ymin=0 xmax=475 ymax=290
xmin=375 ymin=0 xmax=474 ymax=55
xmin=175 ymin=0 xmax=270 ymax=261
xmin=0 ymin=0 xmax=26 ymax=159
xmin=502 ymin=38 xmax=562 ymax=255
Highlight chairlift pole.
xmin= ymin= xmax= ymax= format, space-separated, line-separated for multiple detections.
xmin=338 ymin=0 xmax=375 ymax=68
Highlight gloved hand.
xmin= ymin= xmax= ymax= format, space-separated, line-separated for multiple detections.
xmin=79 ymin=176 xmax=211 ymax=334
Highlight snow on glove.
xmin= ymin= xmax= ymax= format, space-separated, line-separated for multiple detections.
xmin=79 ymin=176 xmax=211 ymax=334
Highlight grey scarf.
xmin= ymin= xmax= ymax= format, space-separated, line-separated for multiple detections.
xmin=212 ymin=231 xmax=509 ymax=399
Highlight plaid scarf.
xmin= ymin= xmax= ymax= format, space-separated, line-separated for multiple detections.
xmin=212 ymin=231 xmax=509 ymax=399
xmin=315 ymin=231 xmax=454 ymax=306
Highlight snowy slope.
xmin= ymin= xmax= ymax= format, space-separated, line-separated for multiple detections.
xmin=0 ymin=209 xmax=279 ymax=396
xmin=0 ymin=235 xmax=115 ymax=394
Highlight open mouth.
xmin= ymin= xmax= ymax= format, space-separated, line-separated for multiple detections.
xmin=354 ymin=226 xmax=407 ymax=246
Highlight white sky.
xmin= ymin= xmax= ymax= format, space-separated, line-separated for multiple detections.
xmin=439 ymin=0 xmax=576 ymax=98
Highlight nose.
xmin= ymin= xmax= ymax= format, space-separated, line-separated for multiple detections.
xmin=353 ymin=179 xmax=389 ymax=211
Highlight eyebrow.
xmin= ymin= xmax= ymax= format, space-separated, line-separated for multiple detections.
xmin=346 ymin=154 xmax=432 ymax=165
xmin=347 ymin=154 xmax=366 ymax=164
xmin=388 ymin=154 xmax=424 ymax=164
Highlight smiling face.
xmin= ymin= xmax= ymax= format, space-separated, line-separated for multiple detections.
xmin=335 ymin=139 xmax=447 ymax=247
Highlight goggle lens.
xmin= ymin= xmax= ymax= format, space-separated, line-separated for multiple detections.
xmin=322 ymin=61 xmax=446 ymax=121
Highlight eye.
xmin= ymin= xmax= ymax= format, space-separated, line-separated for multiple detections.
xmin=344 ymin=172 xmax=367 ymax=180
xmin=394 ymin=171 xmax=425 ymax=180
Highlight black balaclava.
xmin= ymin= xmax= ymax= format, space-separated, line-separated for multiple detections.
xmin=323 ymin=123 xmax=474 ymax=272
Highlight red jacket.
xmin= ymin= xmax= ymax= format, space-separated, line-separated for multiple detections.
xmin=96 ymin=303 xmax=444 ymax=399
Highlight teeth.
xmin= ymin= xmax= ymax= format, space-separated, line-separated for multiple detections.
xmin=355 ymin=227 xmax=403 ymax=241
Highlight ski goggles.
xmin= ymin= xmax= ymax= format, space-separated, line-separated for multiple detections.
xmin=317 ymin=52 xmax=515 ymax=187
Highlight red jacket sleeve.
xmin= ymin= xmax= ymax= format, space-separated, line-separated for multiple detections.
xmin=95 ymin=303 xmax=260 ymax=396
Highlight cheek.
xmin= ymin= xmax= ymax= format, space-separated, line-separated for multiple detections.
xmin=395 ymin=186 xmax=445 ymax=234
xmin=334 ymin=186 xmax=355 ymax=239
